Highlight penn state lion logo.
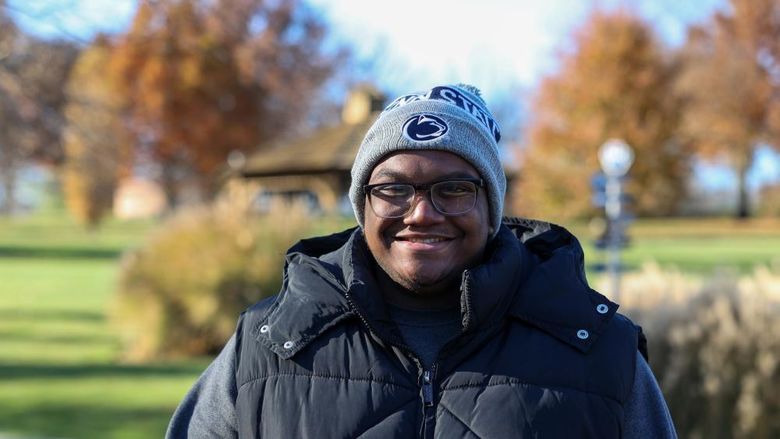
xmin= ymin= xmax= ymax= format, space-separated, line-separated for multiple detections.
xmin=403 ymin=114 xmax=448 ymax=142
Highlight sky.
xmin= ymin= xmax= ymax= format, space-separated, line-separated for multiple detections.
xmin=6 ymin=0 xmax=730 ymax=96
xmin=5 ymin=0 xmax=779 ymax=192
xmin=307 ymin=0 xmax=727 ymax=97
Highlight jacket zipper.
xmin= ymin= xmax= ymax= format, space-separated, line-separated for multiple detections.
xmin=421 ymin=364 xmax=439 ymax=438
xmin=344 ymin=292 xmax=441 ymax=437
xmin=422 ymin=369 xmax=434 ymax=407
xmin=461 ymin=271 xmax=475 ymax=331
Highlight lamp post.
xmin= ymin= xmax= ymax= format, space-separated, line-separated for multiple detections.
xmin=598 ymin=139 xmax=634 ymax=301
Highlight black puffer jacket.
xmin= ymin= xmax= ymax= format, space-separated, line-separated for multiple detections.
xmin=234 ymin=219 xmax=641 ymax=438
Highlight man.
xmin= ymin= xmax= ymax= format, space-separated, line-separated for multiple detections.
xmin=167 ymin=84 xmax=677 ymax=438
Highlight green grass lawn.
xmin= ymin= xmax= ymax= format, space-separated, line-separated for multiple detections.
xmin=0 ymin=214 xmax=210 ymax=439
xmin=0 ymin=212 xmax=778 ymax=438
xmin=571 ymin=217 xmax=780 ymax=276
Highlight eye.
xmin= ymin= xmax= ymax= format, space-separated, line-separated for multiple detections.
xmin=435 ymin=181 xmax=474 ymax=198
xmin=373 ymin=184 xmax=413 ymax=198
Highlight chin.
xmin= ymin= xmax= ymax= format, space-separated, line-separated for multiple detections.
xmin=394 ymin=270 xmax=459 ymax=295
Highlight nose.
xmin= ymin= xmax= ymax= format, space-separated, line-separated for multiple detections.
xmin=403 ymin=192 xmax=445 ymax=225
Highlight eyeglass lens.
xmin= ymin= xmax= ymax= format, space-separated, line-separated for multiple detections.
xmin=369 ymin=181 xmax=478 ymax=218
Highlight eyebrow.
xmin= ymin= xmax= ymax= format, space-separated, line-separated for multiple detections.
xmin=370 ymin=169 xmax=479 ymax=183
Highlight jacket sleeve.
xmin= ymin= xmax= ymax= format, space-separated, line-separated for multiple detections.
xmin=165 ymin=335 xmax=239 ymax=439
xmin=623 ymin=351 xmax=678 ymax=439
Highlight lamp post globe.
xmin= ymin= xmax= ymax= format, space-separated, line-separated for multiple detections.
xmin=598 ymin=138 xmax=634 ymax=177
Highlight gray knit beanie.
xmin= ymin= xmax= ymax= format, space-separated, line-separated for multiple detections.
xmin=349 ymin=83 xmax=506 ymax=237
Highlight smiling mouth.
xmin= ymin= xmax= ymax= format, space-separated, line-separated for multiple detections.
xmin=392 ymin=235 xmax=455 ymax=251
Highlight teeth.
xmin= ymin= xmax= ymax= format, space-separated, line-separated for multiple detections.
xmin=406 ymin=238 xmax=446 ymax=243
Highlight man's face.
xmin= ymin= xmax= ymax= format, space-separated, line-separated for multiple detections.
xmin=363 ymin=150 xmax=491 ymax=294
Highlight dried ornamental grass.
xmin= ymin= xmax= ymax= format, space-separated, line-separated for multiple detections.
xmin=604 ymin=263 xmax=780 ymax=439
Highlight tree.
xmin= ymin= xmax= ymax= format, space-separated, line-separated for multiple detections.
xmin=62 ymin=37 xmax=127 ymax=228
xmin=516 ymin=11 xmax=689 ymax=221
xmin=0 ymin=1 xmax=78 ymax=214
xmin=676 ymin=0 xmax=780 ymax=218
xmin=109 ymin=0 xmax=340 ymax=207
xmin=0 ymin=5 xmax=24 ymax=214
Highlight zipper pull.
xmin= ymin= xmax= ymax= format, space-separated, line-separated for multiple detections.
xmin=422 ymin=370 xmax=434 ymax=407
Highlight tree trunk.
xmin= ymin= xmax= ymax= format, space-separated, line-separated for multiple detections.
xmin=0 ymin=169 xmax=16 ymax=215
xmin=160 ymin=164 xmax=179 ymax=212
xmin=0 ymin=151 xmax=17 ymax=216
xmin=734 ymin=149 xmax=752 ymax=219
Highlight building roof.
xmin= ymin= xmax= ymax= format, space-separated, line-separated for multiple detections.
xmin=240 ymin=115 xmax=376 ymax=178
xmin=238 ymin=85 xmax=519 ymax=181
xmin=241 ymin=85 xmax=386 ymax=178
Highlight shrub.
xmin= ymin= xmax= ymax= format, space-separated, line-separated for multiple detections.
xmin=112 ymin=196 xmax=317 ymax=361
xmin=602 ymin=263 xmax=780 ymax=439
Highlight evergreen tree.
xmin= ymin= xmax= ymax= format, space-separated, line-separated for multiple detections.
xmin=62 ymin=38 xmax=127 ymax=228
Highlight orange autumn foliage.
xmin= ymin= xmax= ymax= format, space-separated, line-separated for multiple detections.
xmin=109 ymin=0 xmax=340 ymax=205
xmin=516 ymin=11 xmax=688 ymax=221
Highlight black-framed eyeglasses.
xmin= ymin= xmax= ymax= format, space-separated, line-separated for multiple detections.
xmin=363 ymin=178 xmax=484 ymax=218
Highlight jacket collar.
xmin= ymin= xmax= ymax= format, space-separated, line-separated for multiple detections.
xmin=256 ymin=219 xmax=618 ymax=359
xmin=503 ymin=218 xmax=618 ymax=353
xmin=459 ymin=225 xmax=535 ymax=332
xmin=253 ymin=229 xmax=356 ymax=360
